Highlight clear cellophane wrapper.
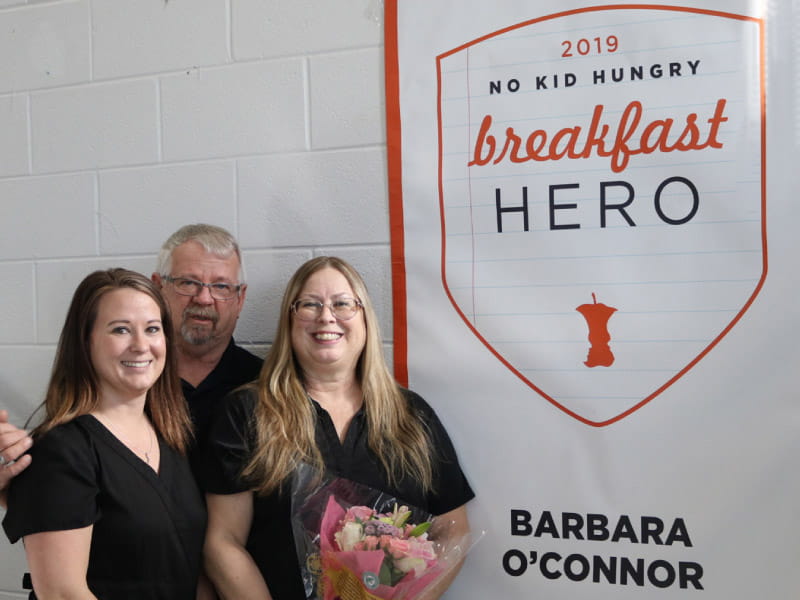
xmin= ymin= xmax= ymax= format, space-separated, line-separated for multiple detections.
xmin=291 ymin=464 xmax=473 ymax=600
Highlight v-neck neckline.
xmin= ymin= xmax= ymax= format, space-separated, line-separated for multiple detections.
xmin=310 ymin=397 xmax=365 ymax=455
xmin=80 ymin=414 xmax=165 ymax=478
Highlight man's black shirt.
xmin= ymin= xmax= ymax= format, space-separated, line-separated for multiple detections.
xmin=182 ymin=338 xmax=262 ymax=475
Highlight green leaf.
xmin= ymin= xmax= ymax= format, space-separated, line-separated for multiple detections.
xmin=408 ymin=521 xmax=431 ymax=537
xmin=394 ymin=510 xmax=412 ymax=528
xmin=379 ymin=560 xmax=393 ymax=586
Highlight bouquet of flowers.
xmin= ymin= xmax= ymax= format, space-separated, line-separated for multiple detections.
xmin=291 ymin=465 xmax=472 ymax=600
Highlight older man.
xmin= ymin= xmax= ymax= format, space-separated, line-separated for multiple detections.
xmin=0 ymin=224 xmax=262 ymax=496
xmin=151 ymin=224 xmax=263 ymax=449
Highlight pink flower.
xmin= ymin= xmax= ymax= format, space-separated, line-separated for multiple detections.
xmin=386 ymin=537 xmax=411 ymax=558
xmin=323 ymin=500 xmax=441 ymax=591
xmin=360 ymin=535 xmax=380 ymax=551
xmin=377 ymin=534 xmax=394 ymax=551
xmin=407 ymin=538 xmax=436 ymax=562
xmin=345 ymin=505 xmax=375 ymax=522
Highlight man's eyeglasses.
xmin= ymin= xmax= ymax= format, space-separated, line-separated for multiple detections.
xmin=163 ymin=276 xmax=242 ymax=301
xmin=291 ymin=298 xmax=363 ymax=321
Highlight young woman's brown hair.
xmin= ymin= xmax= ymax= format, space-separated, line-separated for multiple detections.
xmin=33 ymin=268 xmax=191 ymax=452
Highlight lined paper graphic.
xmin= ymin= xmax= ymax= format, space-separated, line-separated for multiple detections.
xmin=436 ymin=7 xmax=766 ymax=425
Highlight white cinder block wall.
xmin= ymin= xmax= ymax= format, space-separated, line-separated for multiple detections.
xmin=0 ymin=0 xmax=390 ymax=595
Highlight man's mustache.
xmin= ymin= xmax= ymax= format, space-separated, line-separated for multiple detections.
xmin=183 ymin=306 xmax=219 ymax=324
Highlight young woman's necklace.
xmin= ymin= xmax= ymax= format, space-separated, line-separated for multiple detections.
xmin=98 ymin=417 xmax=155 ymax=464
xmin=138 ymin=428 xmax=155 ymax=465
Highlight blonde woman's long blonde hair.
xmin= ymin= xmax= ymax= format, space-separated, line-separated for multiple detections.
xmin=242 ymin=256 xmax=434 ymax=495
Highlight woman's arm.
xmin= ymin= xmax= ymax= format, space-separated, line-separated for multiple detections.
xmin=24 ymin=525 xmax=98 ymax=600
xmin=419 ymin=504 xmax=471 ymax=600
xmin=195 ymin=570 xmax=218 ymax=600
xmin=204 ymin=491 xmax=272 ymax=600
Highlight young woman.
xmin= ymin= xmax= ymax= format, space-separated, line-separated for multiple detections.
xmin=3 ymin=268 xmax=206 ymax=599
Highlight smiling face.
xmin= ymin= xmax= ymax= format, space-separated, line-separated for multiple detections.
xmin=154 ymin=240 xmax=246 ymax=356
xmin=89 ymin=288 xmax=167 ymax=405
xmin=291 ymin=267 xmax=366 ymax=379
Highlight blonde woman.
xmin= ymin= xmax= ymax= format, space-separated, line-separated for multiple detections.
xmin=201 ymin=257 xmax=474 ymax=600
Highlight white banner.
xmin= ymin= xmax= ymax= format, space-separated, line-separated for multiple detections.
xmin=386 ymin=1 xmax=800 ymax=597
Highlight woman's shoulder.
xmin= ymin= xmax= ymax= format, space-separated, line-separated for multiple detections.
xmin=399 ymin=387 xmax=436 ymax=418
xmin=226 ymin=383 xmax=259 ymax=407
xmin=206 ymin=384 xmax=259 ymax=443
xmin=399 ymin=388 xmax=458 ymax=442
xmin=9 ymin=417 xmax=99 ymax=496
xmin=4 ymin=417 xmax=102 ymax=543
xmin=32 ymin=416 xmax=96 ymax=453
xmin=216 ymin=384 xmax=259 ymax=422
xmin=198 ymin=385 xmax=259 ymax=493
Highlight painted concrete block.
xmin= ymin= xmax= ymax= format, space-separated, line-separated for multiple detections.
xmin=98 ymin=162 xmax=236 ymax=254
xmin=237 ymin=148 xmax=390 ymax=248
xmin=92 ymin=0 xmax=228 ymax=79
xmin=0 ymin=94 xmax=28 ymax=177
xmin=161 ymin=60 xmax=306 ymax=161
xmin=0 ymin=263 xmax=34 ymax=344
xmin=31 ymin=80 xmax=158 ymax=172
xmin=0 ymin=0 xmax=90 ymax=93
xmin=233 ymin=0 xmax=382 ymax=59
xmin=310 ymin=48 xmax=385 ymax=149
xmin=0 ymin=173 xmax=95 ymax=260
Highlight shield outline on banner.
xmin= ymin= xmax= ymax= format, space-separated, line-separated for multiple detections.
xmin=435 ymin=5 xmax=768 ymax=427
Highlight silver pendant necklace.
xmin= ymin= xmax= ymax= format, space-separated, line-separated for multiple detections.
xmin=97 ymin=416 xmax=155 ymax=464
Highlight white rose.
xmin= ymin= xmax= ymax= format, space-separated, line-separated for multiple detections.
xmin=335 ymin=521 xmax=363 ymax=551
xmin=394 ymin=556 xmax=428 ymax=577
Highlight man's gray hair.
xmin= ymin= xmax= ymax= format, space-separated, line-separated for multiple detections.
xmin=156 ymin=224 xmax=245 ymax=281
